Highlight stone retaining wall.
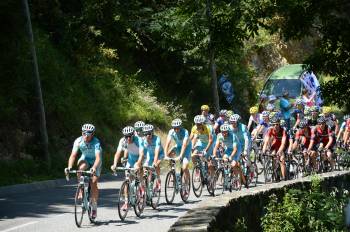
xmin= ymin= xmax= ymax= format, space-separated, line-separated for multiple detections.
xmin=168 ymin=171 xmax=350 ymax=232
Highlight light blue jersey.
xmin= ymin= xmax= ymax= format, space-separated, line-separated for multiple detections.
xmin=167 ymin=128 xmax=192 ymax=159
xmin=125 ymin=136 xmax=144 ymax=168
xmin=143 ymin=135 xmax=164 ymax=166
xmin=216 ymin=131 xmax=240 ymax=160
xmin=73 ymin=136 xmax=102 ymax=176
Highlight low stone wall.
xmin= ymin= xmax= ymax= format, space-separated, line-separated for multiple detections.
xmin=168 ymin=171 xmax=350 ymax=232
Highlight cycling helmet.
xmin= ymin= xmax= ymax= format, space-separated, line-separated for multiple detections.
xmin=322 ymin=106 xmax=332 ymax=114
xmin=262 ymin=111 xmax=270 ymax=118
xmin=226 ymin=110 xmax=234 ymax=118
xmin=280 ymin=119 xmax=286 ymax=127
xmin=268 ymin=95 xmax=277 ymax=102
xmin=219 ymin=109 xmax=227 ymax=116
xmin=208 ymin=113 xmax=215 ymax=122
xmin=269 ymin=111 xmax=278 ymax=119
xmin=220 ymin=124 xmax=230 ymax=132
xmin=317 ymin=116 xmax=326 ymax=124
xmin=249 ymin=106 xmax=259 ymax=114
xmin=201 ymin=105 xmax=210 ymax=111
xmin=299 ymin=119 xmax=308 ymax=128
xmin=171 ymin=118 xmax=182 ymax=127
xmin=266 ymin=103 xmax=275 ymax=111
xmin=142 ymin=124 xmax=154 ymax=133
xmin=344 ymin=114 xmax=350 ymax=121
xmin=270 ymin=116 xmax=280 ymax=124
xmin=82 ymin=123 xmax=95 ymax=133
xmin=295 ymin=98 xmax=303 ymax=105
xmin=229 ymin=114 xmax=240 ymax=123
xmin=122 ymin=126 xmax=134 ymax=136
xmin=194 ymin=115 xmax=205 ymax=124
xmin=134 ymin=121 xmax=145 ymax=130
xmin=304 ymin=107 xmax=311 ymax=116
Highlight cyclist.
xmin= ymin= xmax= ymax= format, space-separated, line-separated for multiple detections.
xmin=65 ymin=123 xmax=102 ymax=219
xmin=291 ymin=98 xmax=304 ymax=130
xmin=289 ymin=119 xmax=311 ymax=167
xmin=134 ymin=121 xmax=145 ymax=137
xmin=190 ymin=115 xmax=214 ymax=179
xmin=111 ymin=126 xmax=145 ymax=211
xmin=201 ymin=104 xmax=211 ymax=124
xmin=213 ymin=124 xmax=236 ymax=158
xmin=323 ymin=106 xmax=339 ymax=135
xmin=262 ymin=116 xmax=287 ymax=180
xmin=164 ymin=118 xmax=192 ymax=196
xmin=309 ymin=106 xmax=319 ymax=127
xmin=142 ymin=124 xmax=164 ymax=191
xmin=247 ymin=106 xmax=260 ymax=133
xmin=252 ymin=111 xmax=270 ymax=140
xmin=337 ymin=114 xmax=350 ymax=146
xmin=308 ymin=116 xmax=335 ymax=170
xmin=214 ymin=110 xmax=227 ymax=134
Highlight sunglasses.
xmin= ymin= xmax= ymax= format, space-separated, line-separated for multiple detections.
xmin=83 ymin=132 xmax=93 ymax=136
xmin=144 ymin=132 xmax=152 ymax=136
xmin=124 ymin=135 xmax=133 ymax=139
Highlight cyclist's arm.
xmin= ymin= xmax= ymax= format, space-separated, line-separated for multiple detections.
xmin=247 ymin=116 xmax=253 ymax=131
xmin=164 ymin=133 xmax=172 ymax=157
xmin=205 ymin=132 xmax=213 ymax=153
xmin=278 ymin=131 xmax=287 ymax=154
xmin=242 ymin=125 xmax=250 ymax=153
xmin=179 ymin=136 xmax=189 ymax=158
xmin=262 ymin=130 xmax=271 ymax=153
xmin=308 ymin=129 xmax=316 ymax=151
xmin=137 ymin=143 xmax=144 ymax=165
xmin=230 ymin=143 xmax=237 ymax=160
xmin=92 ymin=151 xmax=101 ymax=171
xmin=213 ymin=139 xmax=220 ymax=157
xmin=325 ymin=130 xmax=333 ymax=150
xmin=154 ymin=137 xmax=161 ymax=163
xmin=191 ymin=134 xmax=198 ymax=150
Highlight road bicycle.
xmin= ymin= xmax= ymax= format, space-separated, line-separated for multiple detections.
xmin=143 ymin=165 xmax=161 ymax=209
xmin=114 ymin=166 xmax=146 ymax=221
xmin=191 ymin=152 xmax=216 ymax=197
xmin=65 ymin=170 xmax=95 ymax=227
xmin=164 ymin=157 xmax=190 ymax=204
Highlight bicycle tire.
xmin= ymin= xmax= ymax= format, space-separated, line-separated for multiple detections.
xmin=263 ymin=156 xmax=273 ymax=183
xmin=134 ymin=182 xmax=146 ymax=217
xmin=150 ymin=178 xmax=161 ymax=210
xmin=206 ymin=173 xmax=216 ymax=196
xmin=191 ymin=166 xmax=203 ymax=198
xmin=117 ymin=181 xmax=129 ymax=221
xmin=215 ymin=168 xmax=224 ymax=194
xmin=180 ymin=170 xmax=190 ymax=203
xmin=87 ymin=184 xmax=95 ymax=223
xmin=165 ymin=171 xmax=176 ymax=204
xmin=74 ymin=185 xmax=85 ymax=227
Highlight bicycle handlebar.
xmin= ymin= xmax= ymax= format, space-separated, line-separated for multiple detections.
xmin=65 ymin=170 xmax=93 ymax=181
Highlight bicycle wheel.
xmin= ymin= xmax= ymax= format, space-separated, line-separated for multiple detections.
xmin=86 ymin=184 xmax=95 ymax=223
xmin=253 ymin=148 xmax=264 ymax=175
xmin=206 ymin=173 xmax=216 ymax=196
xmin=180 ymin=170 xmax=190 ymax=203
xmin=165 ymin=171 xmax=176 ymax=204
xmin=151 ymin=178 xmax=161 ymax=210
xmin=74 ymin=185 xmax=85 ymax=227
xmin=191 ymin=166 xmax=203 ymax=198
xmin=263 ymin=156 xmax=273 ymax=183
xmin=249 ymin=162 xmax=258 ymax=187
xmin=117 ymin=181 xmax=129 ymax=221
xmin=134 ymin=182 xmax=146 ymax=217
xmin=230 ymin=171 xmax=242 ymax=191
xmin=215 ymin=169 xmax=224 ymax=194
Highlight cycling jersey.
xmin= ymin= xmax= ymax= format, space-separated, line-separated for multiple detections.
xmin=125 ymin=136 xmax=144 ymax=168
xmin=311 ymin=126 xmax=333 ymax=145
xmin=266 ymin=126 xmax=287 ymax=152
xmin=295 ymin=127 xmax=311 ymax=148
xmin=346 ymin=119 xmax=350 ymax=132
xmin=116 ymin=137 xmax=127 ymax=152
xmin=73 ymin=136 xmax=102 ymax=176
xmin=143 ymin=135 xmax=164 ymax=166
xmin=191 ymin=124 xmax=211 ymax=153
xmin=167 ymin=128 xmax=192 ymax=159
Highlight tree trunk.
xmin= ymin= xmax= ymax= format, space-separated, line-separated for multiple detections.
xmin=23 ymin=0 xmax=50 ymax=169
xmin=206 ymin=0 xmax=220 ymax=114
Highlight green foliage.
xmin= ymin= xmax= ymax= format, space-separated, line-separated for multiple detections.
xmin=262 ymin=176 xmax=349 ymax=232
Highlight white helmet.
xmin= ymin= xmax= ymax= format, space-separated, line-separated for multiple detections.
xmin=82 ymin=123 xmax=95 ymax=133
xmin=268 ymin=95 xmax=277 ymax=102
xmin=122 ymin=126 xmax=134 ymax=136
xmin=266 ymin=103 xmax=275 ymax=111
xmin=229 ymin=114 xmax=240 ymax=123
xmin=134 ymin=121 xmax=145 ymax=130
xmin=262 ymin=111 xmax=270 ymax=117
xmin=220 ymin=124 xmax=230 ymax=132
xmin=194 ymin=115 xmax=205 ymax=124
xmin=295 ymin=98 xmax=304 ymax=105
xmin=142 ymin=124 xmax=154 ymax=133
xmin=171 ymin=118 xmax=182 ymax=127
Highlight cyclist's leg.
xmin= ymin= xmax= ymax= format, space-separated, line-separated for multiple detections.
xmin=182 ymin=145 xmax=192 ymax=186
xmin=279 ymin=151 xmax=286 ymax=180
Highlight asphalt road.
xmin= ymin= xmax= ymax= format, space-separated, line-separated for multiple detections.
xmin=0 ymin=167 xmax=265 ymax=232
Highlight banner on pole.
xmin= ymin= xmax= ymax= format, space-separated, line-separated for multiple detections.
xmin=218 ymin=74 xmax=235 ymax=104
xmin=300 ymin=71 xmax=323 ymax=106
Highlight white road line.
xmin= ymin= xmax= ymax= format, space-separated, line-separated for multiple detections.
xmin=1 ymin=221 xmax=38 ymax=232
